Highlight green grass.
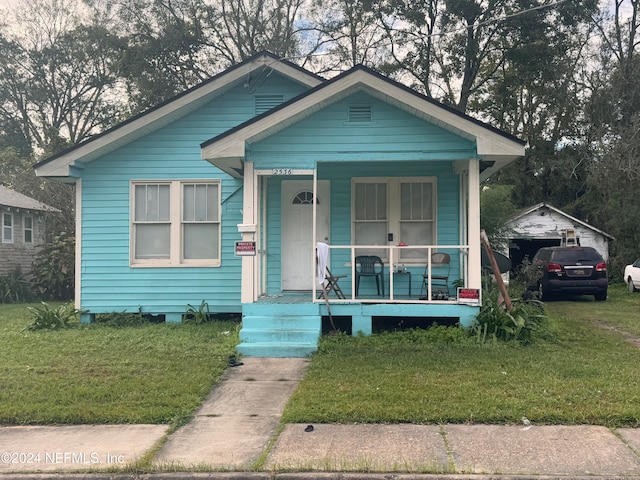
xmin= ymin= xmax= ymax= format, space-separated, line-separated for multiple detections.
xmin=3 ymin=286 xmax=640 ymax=428
xmin=0 ymin=304 xmax=240 ymax=425
xmin=283 ymin=284 xmax=640 ymax=427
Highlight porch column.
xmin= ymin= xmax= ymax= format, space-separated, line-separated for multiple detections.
xmin=467 ymin=159 xmax=482 ymax=290
xmin=240 ymin=162 xmax=257 ymax=303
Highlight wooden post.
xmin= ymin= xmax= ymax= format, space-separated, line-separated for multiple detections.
xmin=480 ymin=230 xmax=513 ymax=311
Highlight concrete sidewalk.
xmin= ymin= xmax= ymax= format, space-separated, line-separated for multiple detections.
xmin=2 ymin=357 xmax=640 ymax=478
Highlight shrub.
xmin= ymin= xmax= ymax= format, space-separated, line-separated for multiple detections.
xmin=470 ymin=288 xmax=548 ymax=344
xmin=0 ymin=269 xmax=33 ymax=304
xmin=31 ymin=232 xmax=75 ymax=300
xmin=26 ymin=302 xmax=83 ymax=331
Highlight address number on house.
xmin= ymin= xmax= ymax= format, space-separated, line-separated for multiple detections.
xmin=272 ymin=168 xmax=293 ymax=175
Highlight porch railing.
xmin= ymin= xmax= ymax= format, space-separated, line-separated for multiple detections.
xmin=314 ymin=244 xmax=470 ymax=303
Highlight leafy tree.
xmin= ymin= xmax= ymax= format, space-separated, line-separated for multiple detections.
xmin=581 ymin=0 xmax=640 ymax=276
xmin=305 ymin=0 xmax=389 ymax=74
xmin=480 ymin=184 xmax=517 ymax=249
xmin=0 ymin=1 xmax=126 ymax=152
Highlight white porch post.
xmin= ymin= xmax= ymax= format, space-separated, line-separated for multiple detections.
xmin=467 ymin=159 xmax=482 ymax=290
xmin=240 ymin=162 xmax=257 ymax=303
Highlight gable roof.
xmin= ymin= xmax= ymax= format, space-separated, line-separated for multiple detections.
xmin=201 ymin=65 xmax=526 ymax=180
xmin=0 ymin=185 xmax=59 ymax=212
xmin=33 ymin=52 xmax=324 ymax=181
xmin=507 ymin=202 xmax=614 ymax=240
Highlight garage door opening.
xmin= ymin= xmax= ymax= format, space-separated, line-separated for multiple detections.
xmin=509 ymin=238 xmax=561 ymax=275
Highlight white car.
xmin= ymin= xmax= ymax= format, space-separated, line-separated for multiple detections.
xmin=624 ymin=258 xmax=640 ymax=292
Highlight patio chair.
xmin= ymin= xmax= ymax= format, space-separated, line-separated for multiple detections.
xmin=317 ymin=242 xmax=346 ymax=299
xmin=420 ymin=252 xmax=451 ymax=298
xmin=320 ymin=267 xmax=347 ymax=299
xmin=355 ymin=255 xmax=384 ymax=296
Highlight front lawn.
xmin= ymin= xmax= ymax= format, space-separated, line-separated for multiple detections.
xmin=282 ymin=284 xmax=640 ymax=427
xmin=2 ymin=285 xmax=639 ymax=428
xmin=0 ymin=304 xmax=240 ymax=425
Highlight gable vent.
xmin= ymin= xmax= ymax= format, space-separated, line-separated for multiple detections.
xmin=348 ymin=104 xmax=372 ymax=122
xmin=255 ymin=94 xmax=285 ymax=116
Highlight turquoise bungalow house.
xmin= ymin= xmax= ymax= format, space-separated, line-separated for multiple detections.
xmin=34 ymin=52 xmax=525 ymax=356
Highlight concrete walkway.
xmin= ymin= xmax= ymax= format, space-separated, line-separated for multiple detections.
xmin=2 ymin=357 xmax=640 ymax=478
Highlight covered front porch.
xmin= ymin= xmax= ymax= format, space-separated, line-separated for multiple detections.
xmin=200 ymin=66 xmax=525 ymax=357
xmin=235 ymin=160 xmax=484 ymax=357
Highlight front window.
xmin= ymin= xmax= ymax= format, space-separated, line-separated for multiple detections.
xmin=2 ymin=213 xmax=13 ymax=243
xmin=131 ymin=180 xmax=220 ymax=266
xmin=352 ymin=177 xmax=436 ymax=262
xmin=24 ymin=216 xmax=33 ymax=244
xmin=354 ymin=182 xmax=387 ymax=257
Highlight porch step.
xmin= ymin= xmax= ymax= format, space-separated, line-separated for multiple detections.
xmin=237 ymin=342 xmax=318 ymax=358
xmin=237 ymin=314 xmax=321 ymax=358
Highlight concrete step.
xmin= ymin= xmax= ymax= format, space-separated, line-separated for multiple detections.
xmin=236 ymin=341 xmax=318 ymax=358
xmin=240 ymin=327 xmax=320 ymax=344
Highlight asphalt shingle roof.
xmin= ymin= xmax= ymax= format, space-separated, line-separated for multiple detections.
xmin=0 ymin=185 xmax=59 ymax=212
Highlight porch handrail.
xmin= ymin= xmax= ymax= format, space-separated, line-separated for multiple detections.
xmin=314 ymin=244 xmax=470 ymax=303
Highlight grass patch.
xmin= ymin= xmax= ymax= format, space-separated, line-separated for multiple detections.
xmin=0 ymin=304 xmax=240 ymax=425
xmin=283 ymin=285 xmax=640 ymax=427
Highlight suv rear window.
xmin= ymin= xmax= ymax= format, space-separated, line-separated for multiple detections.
xmin=552 ymin=248 xmax=602 ymax=262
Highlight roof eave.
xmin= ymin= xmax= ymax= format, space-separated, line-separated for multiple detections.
xmin=201 ymin=68 xmax=526 ymax=170
xmin=34 ymin=52 xmax=323 ymax=179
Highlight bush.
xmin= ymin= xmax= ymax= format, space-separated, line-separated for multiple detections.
xmin=0 ymin=269 xmax=33 ymax=304
xmin=26 ymin=302 xmax=83 ymax=331
xmin=31 ymin=232 xmax=75 ymax=300
xmin=470 ymin=288 xmax=549 ymax=344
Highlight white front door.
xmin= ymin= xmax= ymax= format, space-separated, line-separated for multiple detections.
xmin=281 ymin=180 xmax=330 ymax=291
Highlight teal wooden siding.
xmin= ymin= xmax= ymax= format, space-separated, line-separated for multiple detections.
xmin=249 ymin=92 xmax=476 ymax=167
xmin=253 ymin=92 xmax=471 ymax=295
xmin=79 ymin=76 xmax=307 ymax=318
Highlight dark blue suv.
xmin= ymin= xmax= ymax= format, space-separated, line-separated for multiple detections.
xmin=532 ymin=246 xmax=608 ymax=301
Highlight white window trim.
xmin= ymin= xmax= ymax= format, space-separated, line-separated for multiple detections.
xmin=130 ymin=180 xmax=222 ymax=268
xmin=24 ymin=215 xmax=34 ymax=244
xmin=351 ymin=176 xmax=437 ymax=264
xmin=2 ymin=212 xmax=13 ymax=244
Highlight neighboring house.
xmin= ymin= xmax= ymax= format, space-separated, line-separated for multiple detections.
xmin=505 ymin=202 xmax=614 ymax=269
xmin=34 ymin=52 xmax=525 ymax=356
xmin=0 ymin=185 xmax=59 ymax=277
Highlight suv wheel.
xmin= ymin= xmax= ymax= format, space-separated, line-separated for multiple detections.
xmin=628 ymin=278 xmax=637 ymax=293
xmin=595 ymin=291 xmax=607 ymax=301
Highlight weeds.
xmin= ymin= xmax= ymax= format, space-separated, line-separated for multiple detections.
xmin=471 ymin=288 xmax=548 ymax=344
xmin=184 ymin=300 xmax=211 ymax=324
xmin=25 ymin=302 xmax=83 ymax=330
xmin=94 ymin=310 xmax=148 ymax=327
xmin=0 ymin=269 xmax=33 ymax=303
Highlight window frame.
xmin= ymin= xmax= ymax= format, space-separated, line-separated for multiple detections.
xmin=2 ymin=212 xmax=13 ymax=244
xmin=130 ymin=180 xmax=221 ymax=267
xmin=23 ymin=215 xmax=33 ymax=244
xmin=351 ymin=176 xmax=437 ymax=263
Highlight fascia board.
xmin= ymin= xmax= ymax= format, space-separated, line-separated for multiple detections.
xmin=202 ymin=69 xmax=526 ymax=163
xmin=35 ymin=54 xmax=322 ymax=178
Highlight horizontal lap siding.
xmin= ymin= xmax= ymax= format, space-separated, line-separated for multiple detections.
xmin=257 ymin=93 xmax=468 ymax=293
xmin=251 ymin=92 xmax=476 ymax=165
xmin=79 ymin=78 xmax=306 ymax=315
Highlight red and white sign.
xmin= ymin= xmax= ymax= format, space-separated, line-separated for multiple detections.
xmin=457 ymin=288 xmax=480 ymax=304
xmin=235 ymin=241 xmax=256 ymax=256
